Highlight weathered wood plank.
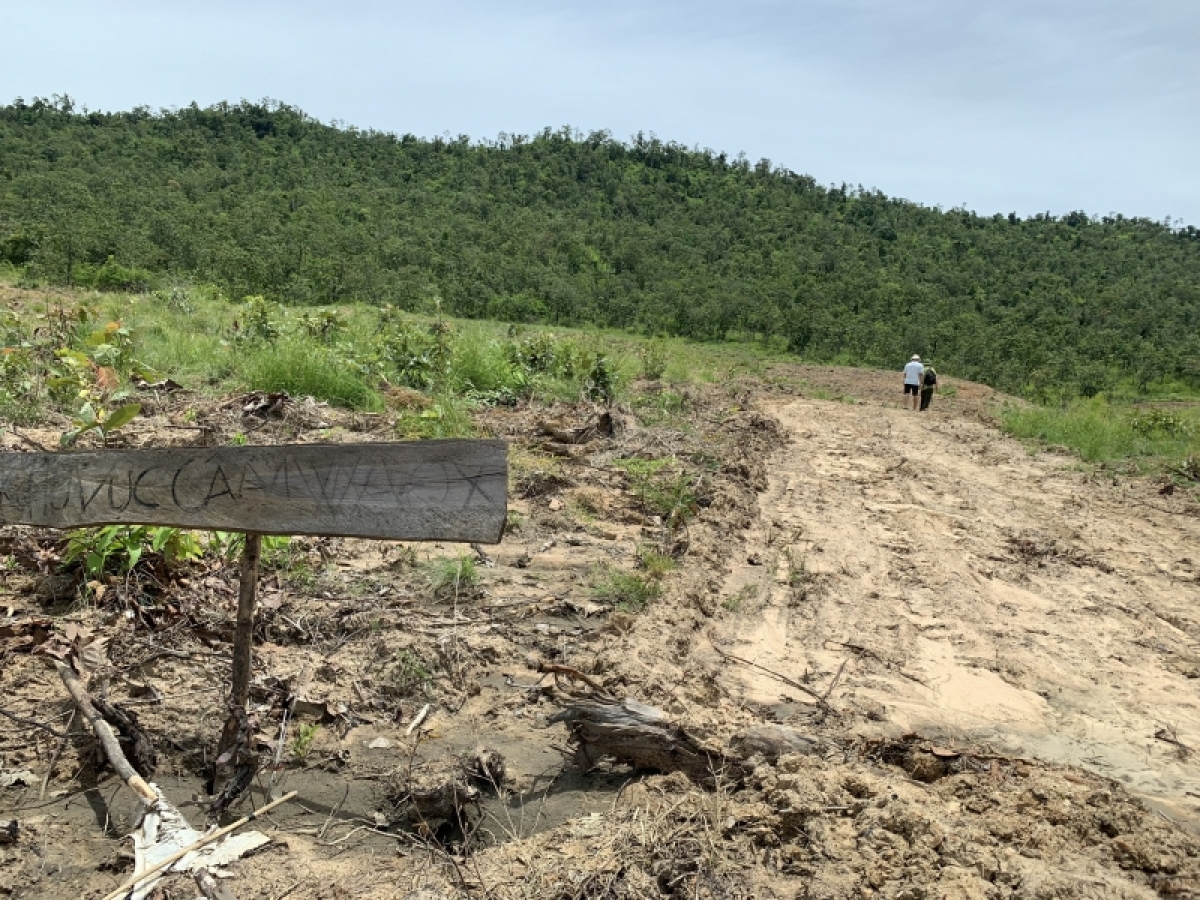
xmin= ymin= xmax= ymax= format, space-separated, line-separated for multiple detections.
xmin=0 ymin=440 xmax=507 ymax=542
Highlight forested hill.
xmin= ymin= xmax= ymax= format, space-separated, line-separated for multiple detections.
xmin=2 ymin=97 xmax=1198 ymax=396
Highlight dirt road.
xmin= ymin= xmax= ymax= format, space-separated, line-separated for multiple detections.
xmin=716 ymin=394 xmax=1200 ymax=825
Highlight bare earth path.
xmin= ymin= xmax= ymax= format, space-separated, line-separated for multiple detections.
xmin=715 ymin=395 xmax=1200 ymax=826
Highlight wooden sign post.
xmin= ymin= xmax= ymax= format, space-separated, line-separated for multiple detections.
xmin=0 ymin=440 xmax=507 ymax=776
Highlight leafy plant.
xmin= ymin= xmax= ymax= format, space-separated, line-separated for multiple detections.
xmin=64 ymin=525 xmax=203 ymax=578
xmin=428 ymin=554 xmax=480 ymax=599
xmin=59 ymin=398 xmax=141 ymax=447
xmin=389 ymin=649 xmax=432 ymax=696
xmin=639 ymin=341 xmax=668 ymax=380
xmin=1129 ymin=408 xmax=1194 ymax=439
xmin=291 ymin=723 xmax=320 ymax=761
xmin=206 ymin=531 xmax=292 ymax=564
xmin=582 ymin=352 xmax=618 ymax=403
xmin=236 ymin=296 xmax=281 ymax=344
xmin=297 ymin=308 xmax=347 ymax=344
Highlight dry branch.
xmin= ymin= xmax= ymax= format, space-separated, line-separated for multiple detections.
xmin=710 ymin=645 xmax=833 ymax=712
xmin=536 ymin=661 xmax=613 ymax=697
xmin=53 ymin=660 xmax=157 ymax=804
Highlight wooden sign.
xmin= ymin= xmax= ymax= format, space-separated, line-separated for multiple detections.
xmin=0 ymin=440 xmax=508 ymax=543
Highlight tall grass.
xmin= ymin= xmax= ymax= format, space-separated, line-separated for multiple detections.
xmin=1001 ymin=398 xmax=1200 ymax=467
xmin=238 ymin=339 xmax=383 ymax=411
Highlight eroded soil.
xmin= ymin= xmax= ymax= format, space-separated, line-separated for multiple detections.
xmin=2 ymin=363 xmax=1200 ymax=899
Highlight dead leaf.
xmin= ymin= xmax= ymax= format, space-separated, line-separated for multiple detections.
xmin=95 ymin=366 xmax=119 ymax=392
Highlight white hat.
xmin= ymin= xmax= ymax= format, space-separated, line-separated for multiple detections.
xmin=911 ymin=354 xmax=921 ymax=361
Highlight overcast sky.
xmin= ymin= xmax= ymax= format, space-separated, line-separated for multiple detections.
xmin=4 ymin=0 xmax=1196 ymax=223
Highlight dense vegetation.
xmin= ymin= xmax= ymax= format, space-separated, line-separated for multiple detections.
xmin=2 ymin=95 xmax=1199 ymax=398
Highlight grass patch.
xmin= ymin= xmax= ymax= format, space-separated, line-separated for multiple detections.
xmin=593 ymin=565 xmax=660 ymax=612
xmin=238 ymin=338 xmax=382 ymax=410
xmin=1000 ymin=398 xmax=1200 ymax=468
xmin=428 ymin=554 xmax=480 ymax=599
xmin=722 ymin=583 xmax=758 ymax=613
xmin=637 ymin=546 xmax=676 ymax=579
xmin=395 ymin=394 xmax=479 ymax=438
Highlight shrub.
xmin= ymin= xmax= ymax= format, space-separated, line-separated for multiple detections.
xmin=91 ymin=256 xmax=155 ymax=293
xmin=389 ymin=649 xmax=432 ymax=696
xmin=639 ymin=341 xmax=668 ymax=380
xmin=614 ymin=457 xmax=700 ymax=530
xmin=297 ymin=308 xmax=348 ymax=344
xmin=236 ymin=296 xmax=282 ymax=344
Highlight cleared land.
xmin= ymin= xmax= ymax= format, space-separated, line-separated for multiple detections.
xmin=2 ymin=313 xmax=1200 ymax=898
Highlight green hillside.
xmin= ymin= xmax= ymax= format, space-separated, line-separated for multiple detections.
xmin=2 ymin=95 xmax=1198 ymax=397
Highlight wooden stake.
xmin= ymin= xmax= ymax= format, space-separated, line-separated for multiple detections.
xmin=230 ymin=532 xmax=261 ymax=713
xmin=216 ymin=533 xmax=260 ymax=771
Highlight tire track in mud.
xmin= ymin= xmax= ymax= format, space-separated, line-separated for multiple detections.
xmin=714 ymin=398 xmax=1200 ymax=825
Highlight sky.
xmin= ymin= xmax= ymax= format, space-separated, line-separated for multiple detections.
xmin=4 ymin=0 xmax=1197 ymax=223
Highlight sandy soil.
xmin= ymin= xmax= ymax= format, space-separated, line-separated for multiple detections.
xmin=710 ymin=385 xmax=1200 ymax=826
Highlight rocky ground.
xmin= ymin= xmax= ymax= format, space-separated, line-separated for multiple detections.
xmin=2 ymin=364 xmax=1199 ymax=899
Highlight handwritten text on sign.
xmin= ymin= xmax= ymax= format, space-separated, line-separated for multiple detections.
xmin=0 ymin=441 xmax=507 ymax=542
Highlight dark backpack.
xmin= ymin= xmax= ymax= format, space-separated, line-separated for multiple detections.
xmin=923 ymin=369 xmax=937 ymax=387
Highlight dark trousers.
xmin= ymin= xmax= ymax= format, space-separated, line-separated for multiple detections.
xmin=919 ymin=388 xmax=934 ymax=411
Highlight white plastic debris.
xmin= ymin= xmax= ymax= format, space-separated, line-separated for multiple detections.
xmin=124 ymin=785 xmax=269 ymax=900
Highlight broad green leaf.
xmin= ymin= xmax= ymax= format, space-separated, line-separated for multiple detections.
xmin=102 ymin=403 xmax=141 ymax=433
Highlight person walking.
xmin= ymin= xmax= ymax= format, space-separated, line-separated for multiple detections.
xmin=903 ymin=354 xmax=924 ymax=410
xmin=919 ymin=363 xmax=938 ymax=411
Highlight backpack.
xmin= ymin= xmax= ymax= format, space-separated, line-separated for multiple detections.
xmin=923 ymin=368 xmax=937 ymax=387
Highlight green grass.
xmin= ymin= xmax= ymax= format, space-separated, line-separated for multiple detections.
xmin=0 ymin=279 xmax=849 ymax=437
xmin=1000 ymin=398 xmax=1200 ymax=470
xmin=238 ymin=338 xmax=383 ymax=411
xmin=428 ymin=554 xmax=480 ymax=599
xmin=593 ymin=565 xmax=661 ymax=612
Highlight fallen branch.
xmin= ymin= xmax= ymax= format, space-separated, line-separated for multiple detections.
xmin=536 ymin=661 xmax=613 ymax=697
xmin=550 ymin=697 xmax=734 ymax=782
xmin=54 ymin=660 xmax=156 ymax=804
xmin=1154 ymin=727 xmax=1193 ymax=759
xmin=39 ymin=709 xmax=76 ymax=800
xmin=825 ymin=641 xmax=929 ymax=687
xmin=0 ymin=706 xmax=66 ymax=738
xmin=822 ymin=659 xmax=848 ymax=702
xmin=406 ymin=703 xmax=431 ymax=736
xmin=710 ymin=645 xmax=832 ymax=712
xmin=551 ymin=698 xmax=819 ymax=781
xmin=100 ymin=790 xmax=296 ymax=900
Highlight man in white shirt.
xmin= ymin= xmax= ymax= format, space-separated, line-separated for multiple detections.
xmin=903 ymin=354 xmax=924 ymax=410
